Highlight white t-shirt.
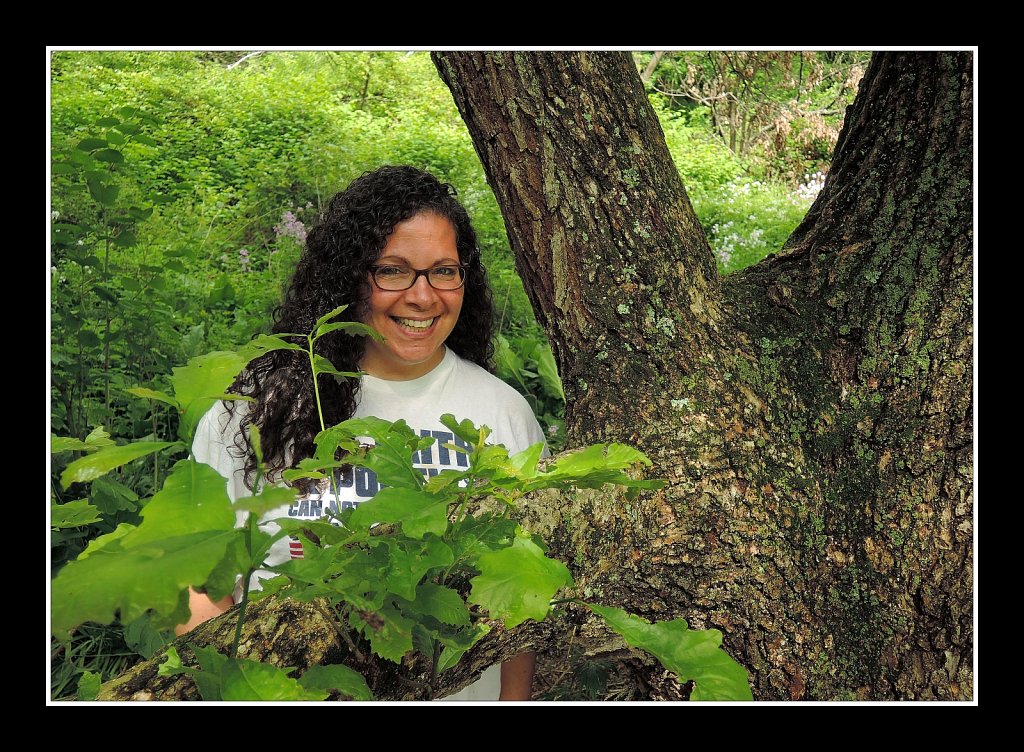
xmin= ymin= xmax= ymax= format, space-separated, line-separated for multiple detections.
xmin=192 ymin=346 xmax=547 ymax=701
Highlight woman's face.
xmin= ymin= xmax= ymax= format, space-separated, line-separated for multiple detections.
xmin=359 ymin=212 xmax=465 ymax=380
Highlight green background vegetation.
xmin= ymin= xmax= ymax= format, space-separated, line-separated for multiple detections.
xmin=49 ymin=50 xmax=866 ymax=698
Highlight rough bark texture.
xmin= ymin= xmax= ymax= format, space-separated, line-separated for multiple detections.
xmin=102 ymin=51 xmax=972 ymax=701
xmin=432 ymin=51 xmax=973 ymax=700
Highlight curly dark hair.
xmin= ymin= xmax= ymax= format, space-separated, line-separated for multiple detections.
xmin=227 ymin=165 xmax=496 ymax=489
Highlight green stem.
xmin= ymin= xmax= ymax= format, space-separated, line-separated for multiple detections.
xmin=429 ymin=639 xmax=442 ymax=699
xmin=307 ymin=333 xmax=343 ymax=506
xmin=308 ymin=334 xmax=327 ymax=434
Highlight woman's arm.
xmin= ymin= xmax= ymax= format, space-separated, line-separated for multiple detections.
xmin=499 ymin=651 xmax=536 ymax=701
xmin=173 ymin=587 xmax=234 ymax=637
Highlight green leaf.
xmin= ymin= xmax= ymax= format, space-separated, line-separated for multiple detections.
xmin=220 ymin=657 xmax=327 ymax=701
xmin=52 ymin=161 xmax=78 ymax=175
xmin=90 ymin=476 xmax=140 ymax=515
xmin=76 ymin=137 xmax=108 ymax=152
xmin=60 ymin=440 xmax=180 ymax=488
xmin=78 ymin=329 xmax=102 ymax=348
xmin=531 ymin=342 xmax=565 ymax=401
xmin=450 ymin=513 xmax=518 ymax=564
xmin=439 ymin=414 xmax=490 ymax=447
xmin=409 ymin=583 xmax=470 ymax=626
xmin=526 ymin=443 xmax=664 ymax=492
xmin=92 ymin=285 xmax=119 ymax=306
xmin=131 ymin=459 xmax=236 ymax=544
xmin=105 ymin=130 xmax=126 ymax=145
xmin=298 ymin=664 xmax=373 ymax=700
xmin=112 ymin=230 xmax=137 ymax=247
xmin=585 ymin=603 xmax=753 ymax=701
xmin=208 ymin=275 xmax=235 ymax=304
xmin=349 ymin=603 xmax=415 ymax=663
xmin=272 ymin=541 xmax=339 ymax=588
xmin=128 ymin=206 xmax=154 ymax=220
xmin=134 ymin=134 xmax=158 ymax=147
xmin=51 ymin=500 xmax=102 ymax=528
xmin=164 ymin=259 xmax=186 ymax=273
xmin=203 ymin=535 xmax=252 ymax=601
xmin=51 ymin=529 xmax=237 ymax=635
xmin=235 ymin=485 xmax=298 ymax=517
xmin=96 ymin=117 xmax=120 ymax=127
xmin=508 ymin=442 xmax=545 ymax=478
xmin=51 ymin=435 xmax=93 ymax=453
xmin=77 ymin=522 xmax=135 ymax=559
xmin=76 ymin=671 xmax=101 ymax=701
xmin=157 ymin=646 xmax=191 ymax=676
xmin=94 ymin=148 xmax=125 ymax=164
xmin=236 ymin=333 xmax=304 ymax=359
xmin=170 ymin=350 xmax=250 ymax=441
xmin=382 ymin=537 xmax=454 ymax=600
xmin=125 ymin=387 xmax=180 ymax=409
xmin=115 ymin=120 xmax=141 ymax=134
xmin=85 ymin=175 xmax=119 ymax=206
xmin=190 ymin=645 xmax=228 ymax=700
xmin=333 ymin=417 xmax=424 ymax=490
xmin=314 ymin=320 xmax=384 ymax=342
xmin=272 ymin=518 xmax=356 ymax=547
xmin=348 ymin=487 xmax=449 ymax=539
xmin=436 ymin=623 xmax=491 ymax=673
xmin=248 ymin=424 xmax=263 ymax=466
xmin=469 ymin=531 xmax=573 ymax=628
xmin=494 ymin=334 xmax=531 ymax=393
xmin=314 ymin=304 xmax=350 ymax=331
xmin=123 ymin=612 xmax=168 ymax=659
xmin=313 ymin=354 xmax=360 ymax=380
xmin=85 ymin=425 xmax=116 ymax=448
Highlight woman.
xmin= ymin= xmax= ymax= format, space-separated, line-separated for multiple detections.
xmin=186 ymin=165 xmax=546 ymax=701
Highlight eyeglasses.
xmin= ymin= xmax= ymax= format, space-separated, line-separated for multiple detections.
xmin=369 ymin=264 xmax=468 ymax=291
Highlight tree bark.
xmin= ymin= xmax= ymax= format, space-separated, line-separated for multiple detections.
xmin=106 ymin=51 xmax=972 ymax=701
xmin=432 ymin=51 xmax=973 ymax=700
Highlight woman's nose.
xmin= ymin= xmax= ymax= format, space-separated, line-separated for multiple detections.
xmin=404 ymin=273 xmax=439 ymax=305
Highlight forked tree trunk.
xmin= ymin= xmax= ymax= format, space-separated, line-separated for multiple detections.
xmin=104 ymin=51 xmax=972 ymax=701
xmin=431 ymin=51 xmax=973 ymax=700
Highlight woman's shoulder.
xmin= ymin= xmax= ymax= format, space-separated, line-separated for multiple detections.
xmin=194 ymin=399 xmax=249 ymax=445
xmin=449 ymin=352 xmax=532 ymax=406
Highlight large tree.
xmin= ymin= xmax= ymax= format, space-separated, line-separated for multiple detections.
xmin=101 ymin=51 xmax=973 ymax=701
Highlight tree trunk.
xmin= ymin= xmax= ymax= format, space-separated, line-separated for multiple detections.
xmin=432 ymin=51 xmax=973 ymax=700
xmin=107 ymin=51 xmax=972 ymax=701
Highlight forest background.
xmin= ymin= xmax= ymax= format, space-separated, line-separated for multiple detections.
xmin=49 ymin=49 xmax=870 ymax=699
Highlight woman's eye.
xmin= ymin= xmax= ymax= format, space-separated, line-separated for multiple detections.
xmin=432 ymin=267 xmax=457 ymax=278
xmin=378 ymin=266 xmax=407 ymax=277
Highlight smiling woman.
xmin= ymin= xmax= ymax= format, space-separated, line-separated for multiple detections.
xmin=360 ymin=212 xmax=465 ymax=380
xmin=186 ymin=165 xmax=547 ymax=701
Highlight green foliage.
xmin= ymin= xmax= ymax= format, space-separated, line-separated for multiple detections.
xmin=60 ymin=440 xmax=181 ymax=488
xmin=51 ymin=315 xmax=749 ymax=700
xmin=692 ymin=178 xmax=817 ymax=273
xmin=585 ymin=604 xmax=753 ymax=701
xmin=641 ymin=51 xmax=866 ymax=182
xmin=76 ymin=671 xmax=101 ymax=701
xmin=469 ymin=532 xmax=573 ymax=628
xmin=494 ymin=333 xmax=565 ymax=451
xmin=51 ymin=620 xmax=148 ymax=700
